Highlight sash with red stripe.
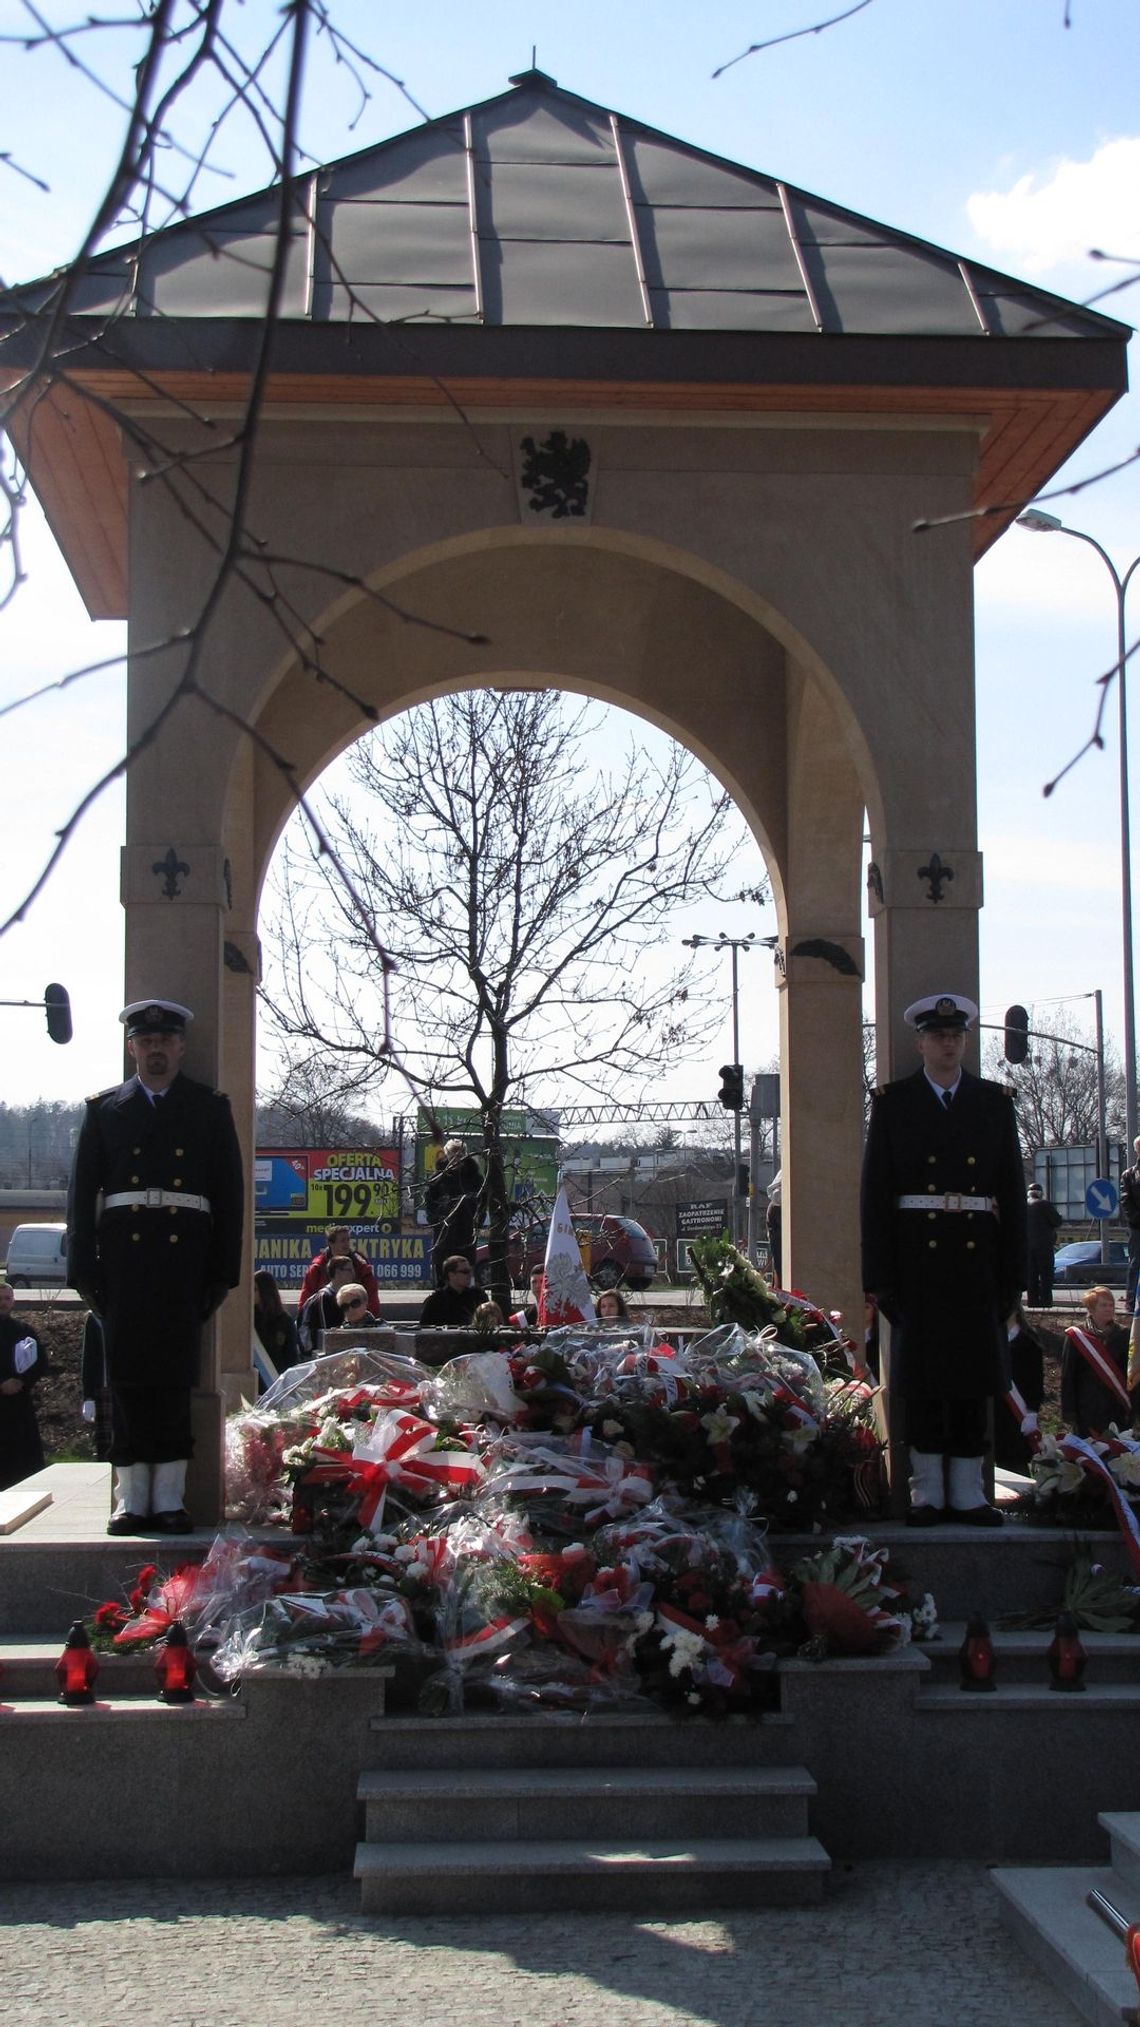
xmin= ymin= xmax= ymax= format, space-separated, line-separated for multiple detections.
xmin=1067 ymin=1326 xmax=1132 ymax=1416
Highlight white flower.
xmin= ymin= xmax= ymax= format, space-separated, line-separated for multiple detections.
xmin=705 ymin=1614 xmax=720 ymax=1632
xmin=781 ymin=1423 xmax=816 ymax=1458
xmin=1109 ymin=1449 xmax=1140 ymax=1489
xmin=701 ymin=1408 xmax=740 ymax=1446
xmin=786 ymin=1491 xmax=798 ymax=1504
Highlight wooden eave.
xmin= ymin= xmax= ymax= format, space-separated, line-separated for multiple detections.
xmin=1 ymin=324 xmax=1127 ymax=619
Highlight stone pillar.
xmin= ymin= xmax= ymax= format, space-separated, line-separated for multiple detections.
xmin=776 ymin=665 xmax=866 ymax=1343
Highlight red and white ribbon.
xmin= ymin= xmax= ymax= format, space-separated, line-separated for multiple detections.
xmin=1059 ymin=1433 xmax=1140 ymax=1580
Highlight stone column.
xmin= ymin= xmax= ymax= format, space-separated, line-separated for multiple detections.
xmin=776 ymin=665 xmax=866 ymax=1344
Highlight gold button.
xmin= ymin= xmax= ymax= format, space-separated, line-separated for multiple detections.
xmin=928 ymin=1211 xmax=936 ymax=1220
xmin=170 ymin=1233 xmax=179 ymax=1245
xmin=966 ymin=1212 xmax=973 ymax=1220
xmin=967 ymin=1241 xmax=976 ymax=1251
xmin=928 ymin=1155 xmax=936 ymax=1164
xmin=131 ymin=1232 xmax=140 ymax=1244
xmin=967 ymin=1156 xmax=976 ymax=1166
xmin=172 ymin=1177 xmax=181 ymax=1187
xmin=132 ymin=1146 xmax=141 ymax=1155
xmin=927 ymin=1184 xmax=937 ymax=1193
xmin=928 ymin=1239 xmax=937 ymax=1249
xmin=130 ymin=1175 xmax=139 ymax=1185
xmin=175 ymin=1147 xmax=184 ymax=1156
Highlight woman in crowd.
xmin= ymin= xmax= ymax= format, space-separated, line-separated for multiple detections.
xmin=595 ymin=1287 xmax=630 ymax=1323
xmin=254 ymin=1269 xmax=300 ymax=1377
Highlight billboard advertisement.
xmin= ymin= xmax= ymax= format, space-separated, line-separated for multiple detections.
xmin=254 ymin=1145 xmax=420 ymax=1286
xmin=255 ymin=1147 xmax=400 ymax=1223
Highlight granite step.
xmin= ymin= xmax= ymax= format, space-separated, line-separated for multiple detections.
xmin=354 ymin=1832 xmax=830 ymax=1915
xmin=363 ymin=1710 xmax=792 ymax=1770
xmin=993 ymin=1859 xmax=1140 ymax=2025
xmin=358 ymin=1762 xmax=815 ymax=1844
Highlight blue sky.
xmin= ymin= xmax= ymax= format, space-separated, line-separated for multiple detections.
xmin=1 ymin=0 xmax=1138 ymax=1112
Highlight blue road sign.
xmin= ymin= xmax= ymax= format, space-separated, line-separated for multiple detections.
xmin=1086 ymin=1178 xmax=1119 ymax=1219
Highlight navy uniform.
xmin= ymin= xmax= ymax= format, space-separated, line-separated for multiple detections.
xmin=861 ymin=992 xmax=1026 ymax=1525
xmin=67 ymin=1000 xmax=244 ymax=1534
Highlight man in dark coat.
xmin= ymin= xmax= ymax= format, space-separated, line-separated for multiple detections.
xmin=861 ymin=991 xmax=1027 ymax=1527
xmin=418 ymin=1255 xmax=484 ymax=1326
xmin=1025 ymin=1182 xmax=1063 ymax=1307
xmin=0 ymin=1283 xmax=45 ymax=1492
xmin=425 ymin=1138 xmax=484 ymax=1284
xmin=67 ymin=999 xmax=244 ymax=1536
xmin=1121 ymin=1137 xmax=1140 ymax=1310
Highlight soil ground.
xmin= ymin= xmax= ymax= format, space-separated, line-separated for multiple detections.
xmin=16 ymin=1301 xmax=1073 ymax=1466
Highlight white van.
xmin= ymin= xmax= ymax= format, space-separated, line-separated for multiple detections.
xmin=5 ymin=1222 xmax=69 ymax=1288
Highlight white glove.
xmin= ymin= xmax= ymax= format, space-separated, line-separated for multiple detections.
xmin=81 ymin=1399 xmax=97 ymax=1423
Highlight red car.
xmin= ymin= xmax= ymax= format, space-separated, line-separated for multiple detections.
xmin=478 ymin=1212 xmax=658 ymax=1291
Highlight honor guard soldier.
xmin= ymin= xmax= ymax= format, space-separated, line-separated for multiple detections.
xmin=860 ymin=992 xmax=1026 ymax=1526
xmin=67 ymin=1000 xmax=244 ymax=1535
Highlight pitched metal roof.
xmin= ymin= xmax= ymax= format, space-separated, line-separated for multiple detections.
xmin=41 ymin=69 xmax=1124 ymax=343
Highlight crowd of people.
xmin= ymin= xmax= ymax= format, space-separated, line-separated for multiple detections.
xmin=4 ymin=984 xmax=1140 ymax=1534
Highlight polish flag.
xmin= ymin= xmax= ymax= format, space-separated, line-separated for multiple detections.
xmin=538 ymin=1188 xmax=597 ymax=1326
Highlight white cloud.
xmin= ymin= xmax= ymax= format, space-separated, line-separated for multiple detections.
xmin=967 ymin=136 xmax=1140 ymax=277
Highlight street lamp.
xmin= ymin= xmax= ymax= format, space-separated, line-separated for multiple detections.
xmin=1017 ymin=509 xmax=1140 ymax=1149
xmin=681 ymin=931 xmax=759 ymax=1245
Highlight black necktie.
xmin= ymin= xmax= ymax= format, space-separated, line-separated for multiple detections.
xmin=941 ymin=1088 xmax=953 ymax=1111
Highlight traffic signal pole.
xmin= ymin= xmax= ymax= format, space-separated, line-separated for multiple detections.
xmin=729 ymin=941 xmax=742 ymax=1247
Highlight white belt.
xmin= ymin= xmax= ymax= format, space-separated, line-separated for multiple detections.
xmin=103 ymin=1189 xmax=211 ymax=1213
xmin=896 ymin=1193 xmax=996 ymax=1214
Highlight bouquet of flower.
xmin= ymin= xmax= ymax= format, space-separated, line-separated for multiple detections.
xmin=785 ymin=1536 xmax=937 ymax=1658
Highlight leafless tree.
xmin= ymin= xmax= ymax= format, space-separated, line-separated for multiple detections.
xmin=982 ymin=1014 xmax=1126 ymax=1159
xmin=260 ymin=689 xmax=753 ymax=1298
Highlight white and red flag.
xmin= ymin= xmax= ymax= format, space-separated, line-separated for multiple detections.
xmin=538 ymin=1187 xmax=596 ymax=1326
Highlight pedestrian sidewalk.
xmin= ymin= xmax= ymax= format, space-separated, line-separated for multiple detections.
xmin=2 ymin=1861 xmax=1083 ymax=2026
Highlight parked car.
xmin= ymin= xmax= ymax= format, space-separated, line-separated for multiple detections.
xmin=477 ymin=1211 xmax=658 ymax=1291
xmin=4 ymin=1221 xmax=70 ymax=1288
xmin=1051 ymin=1239 xmax=1129 ymax=1289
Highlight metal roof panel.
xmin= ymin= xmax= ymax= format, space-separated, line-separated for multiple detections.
xmin=625 ymin=133 xmax=782 ymax=210
xmin=650 ymin=288 xmax=817 ymax=333
xmin=488 ymin=241 xmax=645 ymax=325
xmin=640 ymin=204 xmax=804 ymax=293
xmin=484 ymin=162 xmax=631 ymax=241
xmin=473 ymin=95 xmax=615 ymax=165
xmin=325 ymin=200 xmax=472 ymax=285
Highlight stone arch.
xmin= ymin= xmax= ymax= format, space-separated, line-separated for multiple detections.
xmin=206 ymin=530 xmax=871 ymax=1389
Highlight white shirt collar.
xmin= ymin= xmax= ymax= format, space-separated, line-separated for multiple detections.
xmin=924 ymin=1070 xmax=962 ymax=1101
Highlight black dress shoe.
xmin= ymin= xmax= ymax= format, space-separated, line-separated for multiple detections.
xmin=106 ymin=1512 xmax=152 ymax=1537
xmin=906 ymin=1505 xmax=944 ymax=1527
xmin=949 ymin=1503 xmax=1004 ymax=1528
xmin=151 ymin=1508 xmax=194 ymax=1534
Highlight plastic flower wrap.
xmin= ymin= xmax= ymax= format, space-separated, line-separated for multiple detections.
xmin=260 ymin=1346 xmax=432 ymax=1416
xmin=482 ymin=1428 xmax=654 ymax=1535
xmin=424 ymin=1351 xmax=524 ymax=1427
xmin=419 ymin=1515 xmax=538 ymax=1713
xmin=212 ymin=1587 xmax=423 ymax=1679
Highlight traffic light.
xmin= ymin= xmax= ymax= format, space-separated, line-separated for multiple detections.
xmin=1003 ymin=1004 xmax=1029 ymax=1065
xmin=718 ymin=1063 xmax=744 ymax=1111
xmin=44 ymin=983 xmax=72 ymax=1045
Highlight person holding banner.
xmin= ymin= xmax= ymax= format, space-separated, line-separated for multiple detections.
xmin=1062 ymin=1286 xmax=1133 ymax=1437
